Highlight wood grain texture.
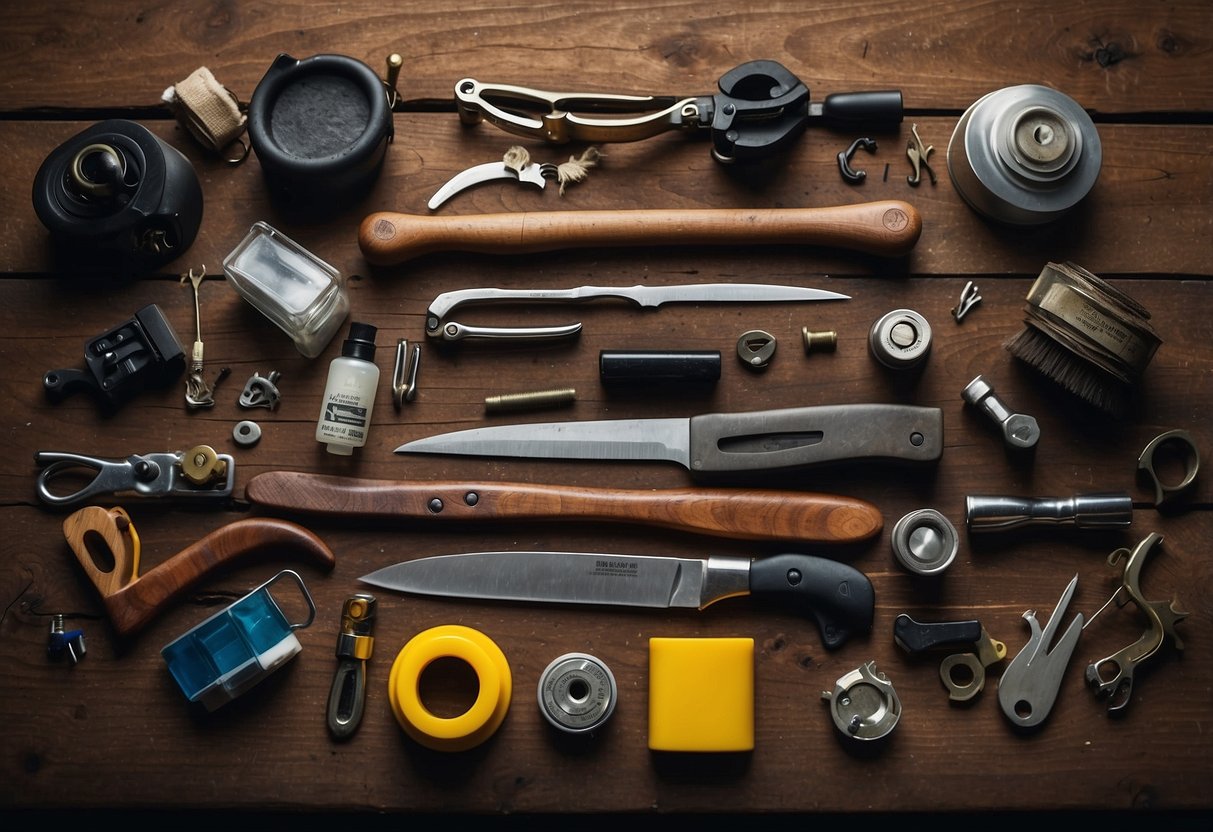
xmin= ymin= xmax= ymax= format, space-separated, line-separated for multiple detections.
xmin=1 ymin=0 xmax=1211 ymax=818
xmin=0 ymin=1 xmax=1208 ymax=114
xmin=358 ymin=201 xmax=924 ymax=264
xmin=244 ymin=471 xmax=885 ymax=543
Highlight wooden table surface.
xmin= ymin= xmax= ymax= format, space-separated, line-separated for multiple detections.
xmin=2 ymin=0 xmax=1211 ymax=819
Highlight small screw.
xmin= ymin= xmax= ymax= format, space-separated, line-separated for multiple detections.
xmin=464 ymin=492 xmax=479 ymax=506
xmin=428 ymin=498 xmax=444 ymax=513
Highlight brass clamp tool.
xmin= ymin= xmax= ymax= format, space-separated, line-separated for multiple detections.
xmin=1084 ymin=532 xmax=1188 ymax=715
xmin=35 ymin=445 xmax=235 ymax=509
xmin=327 ymin=594 xmax=377 ymax=740
xmin=893 ymin=613 xmax=1006 ymax=702
xmin=454 ymin=60 xmax=902 ymax=165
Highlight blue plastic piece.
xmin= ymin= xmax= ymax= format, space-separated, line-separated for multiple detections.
xmin=161 ymin=570 xmax=315 ymax=711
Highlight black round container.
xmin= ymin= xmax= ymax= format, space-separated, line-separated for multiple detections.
xmin=32 ymin=119 xmax=204 ymax=272
xmin=248 ymin=53 xmax=393 ymax=209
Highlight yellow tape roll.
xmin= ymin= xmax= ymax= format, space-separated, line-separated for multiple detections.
xmin=388 ymin=625 xmax=512 ymax=752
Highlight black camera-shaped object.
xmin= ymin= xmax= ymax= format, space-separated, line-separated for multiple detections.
xmin=32 ymin=119 xmax=203 ymax=272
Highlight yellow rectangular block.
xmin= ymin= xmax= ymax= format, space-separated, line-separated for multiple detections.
xmin=648 ymin=637 xmax=755 ymax=752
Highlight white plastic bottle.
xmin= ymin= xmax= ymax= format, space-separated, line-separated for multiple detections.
xmin=315 ymin=322 xmax=380 ymax=455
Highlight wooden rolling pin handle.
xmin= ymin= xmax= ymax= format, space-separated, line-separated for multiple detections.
xmin=358 ymin=201 xmax=922 ymax=265
xmin=101 ymin=518 xmax=335 ymax=639
xmin=246 ymin=471 xmax=884 ymax=544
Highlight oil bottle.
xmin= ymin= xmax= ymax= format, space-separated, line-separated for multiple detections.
xmin=316 ymin=322 xmax=380 ymax=455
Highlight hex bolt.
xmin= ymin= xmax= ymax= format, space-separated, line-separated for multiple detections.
xmin=801 ymin=328 xmax=838 ymax=355
xmin=962 ymin=375 xmax=1040 ymax=449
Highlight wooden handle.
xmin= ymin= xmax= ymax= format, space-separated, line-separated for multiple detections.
xmin=358 ymin=201 xmax=922 ymax=265
xmin=63 ymin=509 xmax=336 ymax=639
xmin=246 ymin=471 xmax=883 ymax=544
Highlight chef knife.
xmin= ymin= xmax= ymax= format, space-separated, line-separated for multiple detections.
xmin=395 ymin=403 xmax=943 ymax=474
xmin=360 ymin=550 xmax=874 ymax=649
xmin=245 ymin=471 xmax=884 ymax=544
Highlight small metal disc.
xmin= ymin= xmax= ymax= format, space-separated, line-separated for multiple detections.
xmin=232 ymin=420 xmax=262 ymax=447
xmin=892 ymin=508 xmax=959 ymax=576
xmin=537 ymin=652 xmax=617 ymax=735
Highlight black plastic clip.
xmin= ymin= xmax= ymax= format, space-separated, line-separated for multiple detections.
xmin=44 ymin=303 xmax=186 ymax=410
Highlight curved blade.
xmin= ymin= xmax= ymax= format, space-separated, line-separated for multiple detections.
xmin=396 ymin=417 xmax=691 ymax=468
xmin=428 ymin=162 xmax=548 ymax=210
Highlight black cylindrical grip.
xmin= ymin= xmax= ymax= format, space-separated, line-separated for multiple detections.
xmin=599 ymin=350 xmax=721 ymax=385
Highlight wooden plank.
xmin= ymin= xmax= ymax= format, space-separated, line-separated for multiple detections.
xmin=4 ymin=119 xmax=1212 ymax=277
xmin=0 ymin=1 xmax=1210 ymax=115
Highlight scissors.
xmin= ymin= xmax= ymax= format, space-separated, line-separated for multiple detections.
xmin=35 ymin=445 xmax=235 ymax=508
xmin=62 ymin=505 xmax=336 ymax=639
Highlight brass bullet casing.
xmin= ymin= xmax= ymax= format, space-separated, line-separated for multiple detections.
xmin=801 ymin=328 xmax=837 ymax=355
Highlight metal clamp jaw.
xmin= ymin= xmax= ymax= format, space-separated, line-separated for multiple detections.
xmin=35 ymin=446 xmax=235 ymax=508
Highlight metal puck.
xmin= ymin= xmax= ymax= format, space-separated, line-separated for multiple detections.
xmin=233 ymin=420 xmax=262 ymax=447
xmin=869 ymin=309 xmax=931 ymax=370
xmin=947 ymin=85 xmax=1102 ymax=225
xmin=537 ymin=652 xmax=617 ymax=735
xmin=892 ymin=508 xmax=959 ymax=576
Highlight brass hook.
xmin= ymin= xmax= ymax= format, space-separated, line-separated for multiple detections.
xmin=907 ymin=124 xmax=936 ymax=186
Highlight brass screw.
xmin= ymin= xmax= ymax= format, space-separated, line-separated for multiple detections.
xmin=802 ymin=328 xmax=838 ymax=354
xmin=485 ymin=387 xmax=576 ymax=414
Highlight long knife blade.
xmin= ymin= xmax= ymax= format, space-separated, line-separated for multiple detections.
xmin=359 ymin=550 xmax=874 ymax=649
xmin=425 ymin=282 xmax=849 ymax=342
xmin=395 ymin=403 xmax=943 ymax=475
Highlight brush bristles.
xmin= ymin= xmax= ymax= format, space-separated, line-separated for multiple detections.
xmin=1005 ymin=327 xmax=1132 ymax=418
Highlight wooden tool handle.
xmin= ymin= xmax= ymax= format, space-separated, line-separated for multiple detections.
xmin=63 ymin=510 xmax=336 ymax=639
xmin=358 ymin=201 xmax=922 ymax=265
xmin=246 ymin=471 xmax=883 ymax=544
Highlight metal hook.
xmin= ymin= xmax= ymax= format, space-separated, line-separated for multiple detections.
xmin=951 ymin=280 xmax=982 ymax=322
xmin=393 ymin=339 xmax=421 ymax=409
xmin=837 ymin=137 xmax=877 ymax=183
xmin=907 ymin=123 xmax=936 ymax=186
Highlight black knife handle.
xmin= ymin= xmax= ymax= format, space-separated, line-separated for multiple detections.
xmin=748 ymin=553 xmax=874 ymax=650
xmin=892 ymin=613 xmax=982 ymax=654
xmin=688 ymin=404 xmax=943 ymax=473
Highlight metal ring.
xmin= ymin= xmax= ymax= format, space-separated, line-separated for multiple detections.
xmin=233 ymin=420 xmax=262 ymax=447
xmin=939 ymin=653 xmax=985 ymax=703
xmin=537 ymin=652 xmax=618 ymax=735
xmin=1137 ymin=429 xmax=1200 ymax=507
xmin=892 ymin=509 xmax=958 ymax=576
xmin=737 ymin=329 xmax=777 ymax=370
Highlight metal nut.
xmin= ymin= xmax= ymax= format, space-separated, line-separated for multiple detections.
xmin=232 ymin=420 xmax=262 ymax=447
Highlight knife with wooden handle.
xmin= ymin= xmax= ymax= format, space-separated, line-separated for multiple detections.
xmin=245 ymin=471 xmax=883 ymax=544
xmin=358 ymin=201 xmax=922 ymax=265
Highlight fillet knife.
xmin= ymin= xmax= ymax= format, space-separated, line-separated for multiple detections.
xmin=360 ymin=550 xmax=874 ymax=649
xmin=245 ymin=471 xmax=884 ymax=544
xmin=425 ymin=282 xmax=850 ymax=343
xmin=395 ymin=403 xmax=943 ymax=475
